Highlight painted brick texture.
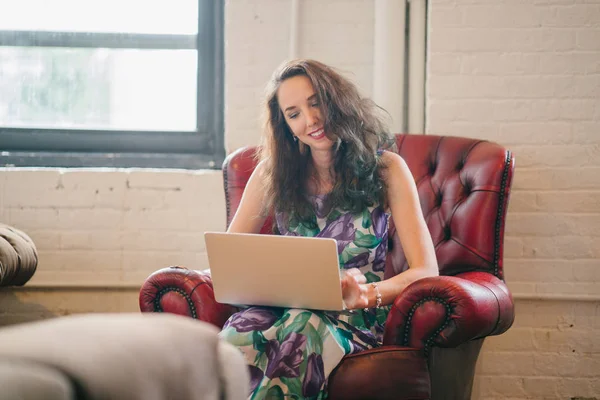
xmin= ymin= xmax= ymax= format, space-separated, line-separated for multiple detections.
xmin=428 ymin=0 xmax=600 ymax=398
xmin=0 ymin=169 xmax=226 ymax=286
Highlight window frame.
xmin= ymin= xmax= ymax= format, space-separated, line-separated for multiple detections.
xmin=0 ymin=0 xmax=224 ymax=169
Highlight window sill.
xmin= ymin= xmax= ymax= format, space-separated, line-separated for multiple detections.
xmin=0 ymin=151 xmax=223 ymax=170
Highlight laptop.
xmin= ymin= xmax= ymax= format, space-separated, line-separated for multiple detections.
xmin=204 ymin=232 xmax=345 ymax=311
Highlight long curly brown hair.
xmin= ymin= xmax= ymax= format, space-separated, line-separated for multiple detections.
xmin=259 ymin=59 xmax=394 ymax=227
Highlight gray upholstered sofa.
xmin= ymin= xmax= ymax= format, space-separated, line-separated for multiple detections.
xmin=0 ymin=223 xmax=38 ymax=287
xmin=0 ymin=313 xmax=248 ymax=400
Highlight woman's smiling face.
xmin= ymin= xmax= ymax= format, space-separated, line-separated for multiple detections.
xmin=277 ymin=75 xmax=334 ymax=152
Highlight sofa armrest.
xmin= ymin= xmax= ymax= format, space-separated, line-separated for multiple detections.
xmin=0 ymin=223 xmax=38 ymax=286
xmin=383 ymin=272 xmax=515 ymax=349
xmin=139 ymin=266 xmax=236 ymax=329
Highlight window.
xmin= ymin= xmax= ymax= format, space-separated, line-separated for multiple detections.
xmin=0 ymin=0 xmax=223 ymax=169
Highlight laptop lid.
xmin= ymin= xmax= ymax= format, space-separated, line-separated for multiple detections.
xmin=204 ymin=232 xmax=345 ymax=311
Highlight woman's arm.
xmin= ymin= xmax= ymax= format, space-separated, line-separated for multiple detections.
xmin=342 ymin=151 xmax=439 ymax=309
xmin=226 ymin=160 xmax=269 ymax=234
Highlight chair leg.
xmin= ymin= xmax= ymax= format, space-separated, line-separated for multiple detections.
xmin=428 ymin=338 xmax=485 ymax=400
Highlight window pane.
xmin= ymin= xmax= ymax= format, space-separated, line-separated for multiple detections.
xmin=0 ymin=0 xmax=198 ymax=35
xmin=0 ymin=47 xmax=197 ymax=131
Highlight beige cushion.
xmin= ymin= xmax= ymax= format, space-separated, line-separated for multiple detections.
xmin=0 ymin=359 xmax=73 ymax=400
xmin=0 ymin=313 xmax=248 ymax=400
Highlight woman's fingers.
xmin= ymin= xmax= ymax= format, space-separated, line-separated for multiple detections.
xmin=340 ymin=269 xmax=370 ymax=309
xmin=345 ymin=268 xmax=366 ymax=284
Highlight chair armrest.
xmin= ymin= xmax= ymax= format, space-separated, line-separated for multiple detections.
xmin=138 ymin=266 xmax=236 ymax=329
xmin=382 ymin=272 xmax=514 ymax=349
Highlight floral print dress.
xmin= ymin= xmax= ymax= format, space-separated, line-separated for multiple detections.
xmin=219 ymin=195 xmax=391 ymax=399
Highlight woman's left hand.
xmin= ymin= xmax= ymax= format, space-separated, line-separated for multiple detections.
xmin=341 ymin=268 xmax=369 ymax=310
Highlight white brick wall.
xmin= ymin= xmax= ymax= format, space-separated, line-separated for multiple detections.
xmin=0 ymin=169 xmax=226 ymax=286
xmin=428 ymin=0 xmax=600 ymax=398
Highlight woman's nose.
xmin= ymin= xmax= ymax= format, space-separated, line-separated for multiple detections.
xmin=306 ymin=110 xmax=320 ymax=127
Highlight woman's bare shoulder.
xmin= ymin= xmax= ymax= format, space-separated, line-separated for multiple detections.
xmin=378 ymin=151 xmax=410 ymax=181
xmin=251 ymin=158 xmax=270 ymax=182
xmin=379 ymin=149 xmax=402 ymax=163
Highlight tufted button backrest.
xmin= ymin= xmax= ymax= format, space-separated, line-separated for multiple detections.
xmin=390 ymin=135 xmax=514 ymax=280
xmin=223 ymin=134 xmax=514 ymax=280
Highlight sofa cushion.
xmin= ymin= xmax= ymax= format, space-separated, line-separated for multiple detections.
xmin=0 ymin=313 xmax=248 ymax=400
xmin=0 ymin=358 xmax=73 ymax=400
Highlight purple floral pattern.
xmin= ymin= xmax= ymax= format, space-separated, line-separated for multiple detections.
xmin=317 ymin=211 xmax=357 ymax=254
xmin=371 ymin=206 xmax=388 ymax=239
xmin=248 ymin=365 xmax=264 ymax=393
xmin=372 ymin=232 xmax=388 ymax=272
xmin=311 ymin=194 xmax=330 ymax=219
xmin=228 ymin=307 xmax=280 ymax=333
xmin=343 ymin=250 xmax=371 ymax=269
xmin=265 ymin=332 xmax=307 ymax=379
xmin=219 ymin=198 xmax=391 ymax=399
xmin=302 ymin=353 xmax=325 ymax=397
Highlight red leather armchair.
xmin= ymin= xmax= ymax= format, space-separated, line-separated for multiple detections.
xmin=140 ymin=134 xmax=515 ymax=400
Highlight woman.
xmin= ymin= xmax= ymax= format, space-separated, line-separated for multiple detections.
xmin=219 ymin=59 xmax=438 ymax=399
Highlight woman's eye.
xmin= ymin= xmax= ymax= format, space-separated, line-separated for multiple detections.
xmin=311 ymin=102 xmax=319 ymax=107
xmin=288 ymin=113 xmax=298 ymax=119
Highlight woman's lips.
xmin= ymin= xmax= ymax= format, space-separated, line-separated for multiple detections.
xmin=308 ymin=128 xmax=325 ymax=139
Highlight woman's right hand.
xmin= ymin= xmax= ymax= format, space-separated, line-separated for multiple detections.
xmin=341 ymin=268 xmax=368 ymax=310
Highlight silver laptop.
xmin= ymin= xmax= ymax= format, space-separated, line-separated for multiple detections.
xmin=204 ymin=232 xmax=345 ymax=311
